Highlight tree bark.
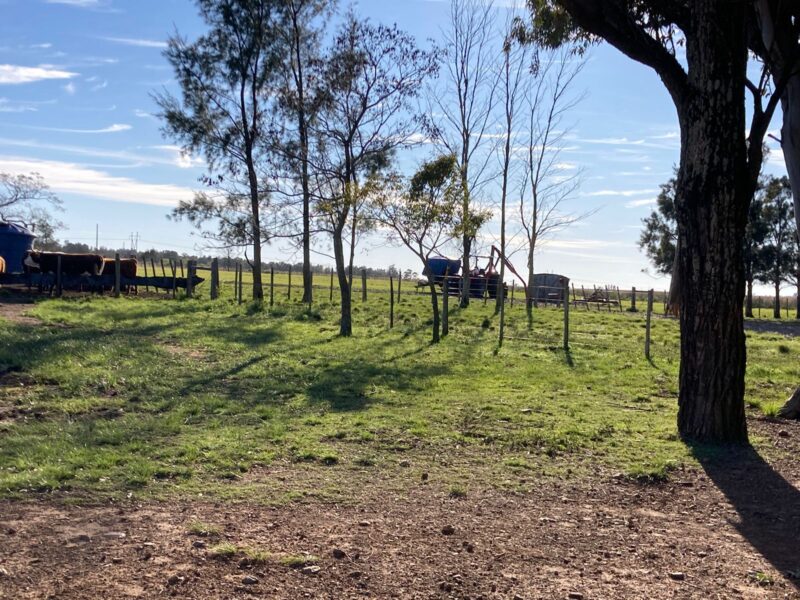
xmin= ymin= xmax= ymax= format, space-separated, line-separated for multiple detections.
xmin=774 ymin=280 xmax=782 ymax=319
xmin=673 ymin=1 xmax=749 ymax=442
xmin=781 ymin=73 xmax=800 ymax=238
xmin=246 ymin=154 xmax=264 ymax=301
xmin=428 ymin=279 xmax=440 ymax=343
xmin=333 ymin=226 xmax=352 ymax=337
xmin=746 ymin=278 xmax=754 ymax=318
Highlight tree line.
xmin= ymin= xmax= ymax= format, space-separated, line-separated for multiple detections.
xmin=640 ymin=173 xmax=799 ymax=319
xmin=157 ymin=0 xmax=586 ymax=340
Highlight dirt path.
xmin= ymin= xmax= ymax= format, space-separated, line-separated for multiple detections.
xmin=2 ymin=418 xmax=799 ymax=600
xmin=0 ymin=297 xmax=40 ymax=326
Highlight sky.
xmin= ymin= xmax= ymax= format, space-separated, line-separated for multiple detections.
xmin=0 ymin=0 xmax=790 ymax=292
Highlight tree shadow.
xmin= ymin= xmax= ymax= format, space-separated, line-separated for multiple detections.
xmin=688 ymin=441 xmax=800 ymax=583
xmin=306 ymin=356 xmax=450 ymax=412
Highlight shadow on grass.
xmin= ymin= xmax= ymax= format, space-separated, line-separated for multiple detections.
xmin=689 ymin=441 xmax=800 ymax=585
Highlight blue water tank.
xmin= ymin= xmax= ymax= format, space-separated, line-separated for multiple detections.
xmin=0 ymin=222 xmax=35 ymax=273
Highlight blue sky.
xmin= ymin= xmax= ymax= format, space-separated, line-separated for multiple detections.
xmin=0 ymin=0 xmax=789 ymax=291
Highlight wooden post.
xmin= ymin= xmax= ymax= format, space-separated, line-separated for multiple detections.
xmin=270 ymin=267 xmax=275 ymax=307
xmin=238 ymin=264 xmax=244 ymax=305
xmin=616 ymin=286 xmax=623 ymax=312
xmin=186 ymin=260 xmax=195 ymax=298
xmin=563 ymin=278 xmax=570 ymax=351
xmin=389 ymin=275 xmax=395 ymax=328
xmin=142 ymin=256 xmax=150 ymax=293
xmin=114 ymin=253 xmax=121 ymax=298
xmin=397 ymin=273 xmax=402 ymax=304
xmin=56 ymin=254 xmax=63 ymax=297
xmin=361 ymin=269 xmax=367 ymax=302
xmin=170 ymin=260 xmax=177 ymax=298
xmin=581 ymin=285 xmax=588 ymax=310
xmin=233 ymin=263 xmax=239 ymax=300
xmin=210 ymin=258 xmax=219 ymax=300
xmin=151 ymin=258 xmax=160 ymax=294
xmin=631 ymin=287 xmax=637 ymax=312
xmin=329 ymin=269 xmax=334 ymax=302
xmin=645 ymin=289 xmax=654 ymax=360
xmin=287 ymin=265 xmax=292 ymax=300
xmin=179 ymin=260 xmax=185 ymax=278
xmin=442 ymin=272 xmax=449 ymax=337
xmin=160 ymin=258 xmax=167 ymax=278
xmin=510 ymin=281 xmax=515 ymax=307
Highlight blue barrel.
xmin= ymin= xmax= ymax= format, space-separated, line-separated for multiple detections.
xmin=0 ymin=222 xmax=35 ymax=273
xmin=424 ymin=257 xmax=461 ymax=279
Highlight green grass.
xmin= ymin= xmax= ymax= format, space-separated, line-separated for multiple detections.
xmin=0 ymin=286 xmax=797 ymax=502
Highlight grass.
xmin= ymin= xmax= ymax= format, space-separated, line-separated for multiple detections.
xmin=0 ymin=284 xmax=798 ymax=502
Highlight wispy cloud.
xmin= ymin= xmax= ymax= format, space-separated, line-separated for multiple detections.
xmin=63 ymin=81 xmax=77 ymax=95
xmin=0 ymin=156 xmax=194 ymax=207
xmin=625 ymin=198 xmax=657 ymax=208
xmin=101 ymin=37 xmax=167 ymax=49
xmin=0 ymin=64 xmax=77 ymax=84
xmin=45 ymin=0 xmax=102 ymax=5
xmin=585 ymin=188 xmax=658 ymax=198
xmin=151 ymin=145 xmax=204 ymax=169
xmin=37 ymin=123 xmax=131 ymax=134
xmin=0 ymin=98 xmax=56 ymax=113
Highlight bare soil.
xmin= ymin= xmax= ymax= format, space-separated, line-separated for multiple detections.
xmin=1 ymin=418 xmax=800 ymax=600
xmin=0 ymin=297 xmax=40 ymax=327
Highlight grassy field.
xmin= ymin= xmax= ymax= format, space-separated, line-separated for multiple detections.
xmin=1 ymin=285 xmax=798 ymax=502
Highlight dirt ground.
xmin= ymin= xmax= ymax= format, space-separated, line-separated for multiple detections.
xmin=1 ymin=418 xmax=799 ymax=600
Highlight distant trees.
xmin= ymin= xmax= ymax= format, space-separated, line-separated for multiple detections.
xmin=640 ymin=174 xmax=797 ymax=318
xmin=0 ymin=172 xmax=62 ymax=243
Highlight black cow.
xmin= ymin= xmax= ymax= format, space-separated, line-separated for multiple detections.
xmin=24 ymin=251 xmax=104 ymax=276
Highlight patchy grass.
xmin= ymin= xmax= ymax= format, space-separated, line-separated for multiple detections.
xmin=0 ymin=287 xmax=797 ymax=501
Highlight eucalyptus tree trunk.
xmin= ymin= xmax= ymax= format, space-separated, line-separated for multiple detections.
xmin=245 ymin=153 xmax=264 ymax=301
xmin=746 ymin=278 xmax=754 ymax=318
xmin=774 ymin=280 xmax=782 ymax=319
xmin=428 ymin=279 xmax=441 ymax=343
xmin=332 ymin=225 xmax=352 ymax=336
xmin=673 ymin=1 xmax=749 ymax=441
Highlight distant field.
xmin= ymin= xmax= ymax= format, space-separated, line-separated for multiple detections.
xmin=1 ymin=285 xmax=798 ymax=502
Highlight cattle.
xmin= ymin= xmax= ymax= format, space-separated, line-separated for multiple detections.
xmin=24 ymin=251 xmax=104 ymax=276
xmin=101 ymin=257 xmax=138 ymax=279
xmin=0 ymin=256 xmax=5 ymax=274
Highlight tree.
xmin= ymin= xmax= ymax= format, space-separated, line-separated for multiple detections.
xmin=310 ymin=14 xmax=437 ymax=336
xmin=375 ymin=156 xmax=461 ymax=343
xmin=274 ymin=0 xmax=334 ymax=305
xmin=525 ymin=0 xmax=778 ymax=441
xmin=156 ymin=0 xmax=280 ymax=301
xmin=0 ymin=172 xmax=62 ymax=238
xmin=515 ymin=45 xmax=585 ymax=329
xmin=428 ymin=0 xmax=500 ymax=309
xmin=757 ymin=176 xmax=798 ymax=319
xmin=639 ymin=173 xmax=769 ymax=318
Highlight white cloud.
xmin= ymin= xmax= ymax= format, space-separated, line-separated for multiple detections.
xmin=101 ymin=37 xmax=167 ymax=49
xmin=0 ymin=64 xmax=77 ymax=84
xmin=133 ymin=109 xmax=154 ymax=119
xmin=151 ymin=145 xmax=204 ymax=169
xmin=625 ymin=198 xmax=657 ymax=208
xmin=40 ymin=123 xmax=131 ymax=134
xmin=45 ymin=0 xmax=101 ymax=5
xmin=0 ymin=98 xmax=39 ymax=113
xmin=585 ymin=188 xmax=658 ymax=198
xmin=0 ymin=156 xmax=194 ymax=207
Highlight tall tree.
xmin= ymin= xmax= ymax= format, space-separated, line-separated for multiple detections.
xmin=526 ymin=0 xmax=772 ymax=441
xmin=274 ymin=0 xmax=334 ymax=305
xmin=156 ymin=0 xmax=279 ymax=301
xmin=757 ymin=176 xmax=798 ymax=318
xmin=428 ymin=0 xmax=500 ymax=309
xmin=375 ymin=156 xmax=461 ymax=343
xmin=515 ymin=45 xmax=585 ymax=329
xmin=0 ymin=172 xmax=62 ymax=238
xmin=311 ymin=14 xmax=437 ymax=336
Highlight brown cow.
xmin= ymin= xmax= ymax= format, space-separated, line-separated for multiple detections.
xmin=24 ymin=251 xmax=104 ymax=276
xmin=101 ymin=258 xmax=138 ymax=279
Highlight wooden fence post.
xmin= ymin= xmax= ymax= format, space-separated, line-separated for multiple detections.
xmin=287 ymin=266 xmax=292 ymax=300
xmin=270 ymin=267 xmax=275 ymax=307
xmin=616 ymin=286 xmax=623 ymax=312
xmin=210 ymin=258 xmax=219 ymax=300
xmin=56 ymin=254 xmax=63 ymax=297
xmin=171 ymin=260 xmax=177 ymax=298
xmin=361 ymin=269 xmax=367 ymax=302
xmin=389 ymin=275 xmax=395 ymax=328
xmin=397 ymin=273 xmax=402 ymax=304
xmin=631 ymin=287 xmax=637 ymax=312
xmin=160 ymin=258 xmax=167 ymax=278
xmin=186 ymin=260 xmax=195 ymax=298
xmin=645 ymin=289 xmax=654 ymax=360
xmin=510 ymin=280 xmax=515 ymax=308
xmin=442 ymin=272 xmax=449 ymax=337
xmin=179 ymin=260 xmax=185 ymax=278
xmin=114 ymin=253 xmax=121 ymax=298
xmin=142 ymin=257 xmax=150 ymax=293
xmin=563 ymin=278 xmax=570 ymax=351
xmin=329 ymin=269 xmax=334 ymax=302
